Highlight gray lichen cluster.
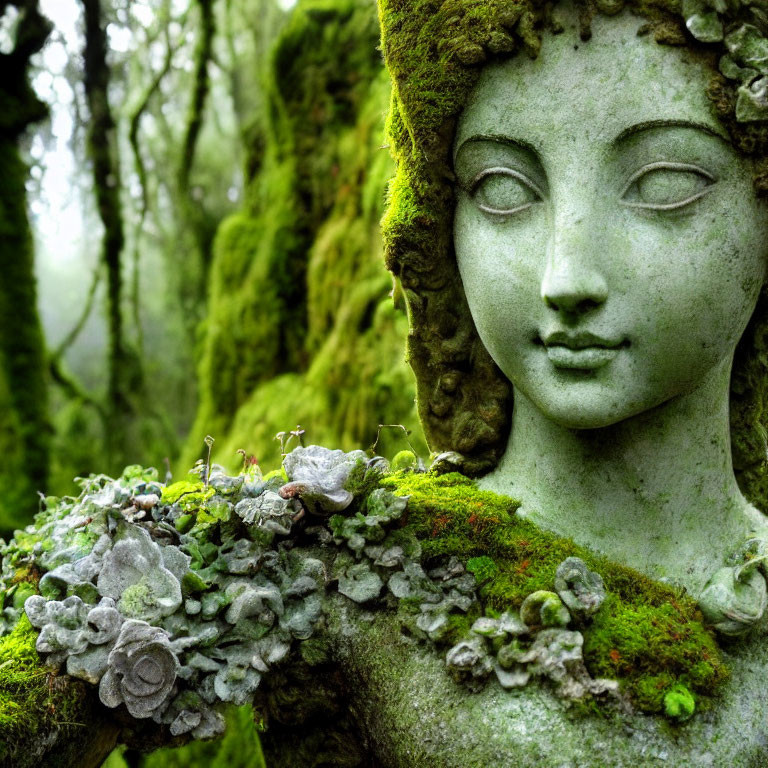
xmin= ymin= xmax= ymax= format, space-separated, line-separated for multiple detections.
xmin=327 ymin=491 xmax=621 ymax=705
xmin=1 ymin=448 xmax=382 ymax=739
xmin=5 ymin=446 xmax=536 ymax=743
xmin=683 ymin=5 xmax=768 ymax=122
xmin=442 ymin=557 xmax=618 ymax=701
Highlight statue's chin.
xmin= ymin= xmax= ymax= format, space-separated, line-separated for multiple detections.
xmin=511 ymin=359 xmax=731 ymax=433
xmin=519 ymin=387 xmax=677 ymax=432
xmin=532 ymin=408 xmax=637 ymax=432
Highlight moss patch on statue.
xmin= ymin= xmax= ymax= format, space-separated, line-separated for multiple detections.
xmin=382 ymin=471 xmax=728 ymax=716
xmin=0 ymin=445 xmax=744 ymax=761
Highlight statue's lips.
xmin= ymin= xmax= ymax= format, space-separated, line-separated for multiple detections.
xmin=538 ymin=332 xmax=628 ymax=370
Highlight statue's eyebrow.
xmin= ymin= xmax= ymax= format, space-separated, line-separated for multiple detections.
xmin=454 ymin=133 xmax=540 ymax=162
xmin=614 ymin=119 xmax=730 ymax=145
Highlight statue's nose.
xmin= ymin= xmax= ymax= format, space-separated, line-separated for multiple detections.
xmin=541 ymin=216 xmax=608 ymax=314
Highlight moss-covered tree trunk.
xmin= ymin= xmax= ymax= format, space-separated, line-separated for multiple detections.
xmin=0 ymin=0 xmax=52 ymax=533
xmin=171 ymin=0 xmax=219 ymax=356
xmin=183 ymin=0 xmax=427 ymax=472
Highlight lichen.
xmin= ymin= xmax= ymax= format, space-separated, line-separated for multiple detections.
xmin=0 ymin=446 xmax=374 ymax=750
xmin=0 ymin=447 xmax=735 ymax=761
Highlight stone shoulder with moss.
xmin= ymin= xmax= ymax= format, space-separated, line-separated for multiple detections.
xmin=1 ymin=445 xmax=767 ymax=767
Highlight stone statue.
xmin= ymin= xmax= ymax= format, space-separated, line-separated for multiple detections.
xmin=453 ymin=10 xmax=768 ymax=596
xmin=366 ymin=0 xmax=768 ymax=763
xmin=5 ymin=1 xmax=768 ymax=767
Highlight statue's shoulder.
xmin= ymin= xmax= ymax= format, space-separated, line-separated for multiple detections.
xmin=330 ymin=598 xmax=768 ymax=768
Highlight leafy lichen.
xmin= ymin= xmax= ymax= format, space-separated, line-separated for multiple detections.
xmin=0 ymin=450 xmax=736 ymax=761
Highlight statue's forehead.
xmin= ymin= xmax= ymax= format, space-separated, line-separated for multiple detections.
xmin=454 ymin=10 xmax=725 ymax=153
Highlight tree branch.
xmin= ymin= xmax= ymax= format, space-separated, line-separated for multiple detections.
xmin=47 ymin=356 xmax=106 ymax=420
xmin=178 ymin=0 xmax=216 ymax=192
xmin=51 ymin=265 xmax=101 ymax=362
xmin=128 ymin=8 xmax=175 ymax=220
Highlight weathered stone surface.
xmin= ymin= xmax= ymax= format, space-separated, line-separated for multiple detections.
xmin=329 ymin=597 xmax=768 ymax=768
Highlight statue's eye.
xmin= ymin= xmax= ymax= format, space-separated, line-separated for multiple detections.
xmin=469 ymin=167 xmax=543 ymax=215
xmin=621 ymin=162 xmax=715 ymax=210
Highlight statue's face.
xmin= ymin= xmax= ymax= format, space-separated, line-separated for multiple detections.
xmin=453 ymin=11 xmax=768 ymax=429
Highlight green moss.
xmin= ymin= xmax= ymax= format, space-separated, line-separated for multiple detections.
xmin=162 ymin=479 xmax=214 ymax=508
xmin=391 ymin=450 xmax=418 ymax=472
xmin=466 ymin=555 xmax=499 ymax=583
xmin=664 ymin=683 xmax=696 ymax=722
xmin=0 ymin=615 xmax=88 ymax=763
xmin=118 ymin=582 xmax=158 ymax=618
xmin=342 ymin=460 xmax=383 ymax=508
xmin=584 ymin=596 xmax=725 ymax=712
xmin=381 ymin=471 xmax=729 ymax=714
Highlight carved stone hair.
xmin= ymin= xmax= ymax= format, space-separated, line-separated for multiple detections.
xmin=378 ymin=0 xmax=768 ymax=506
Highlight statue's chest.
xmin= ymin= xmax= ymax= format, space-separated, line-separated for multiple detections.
xmin=331 ymin=606 xmax=768 ymax=768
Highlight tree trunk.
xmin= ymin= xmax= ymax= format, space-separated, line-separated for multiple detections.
xmin=0 ymin=0 xmax=52 ymax=533
xmin=80 ymin=0 xmax=135 ymax=471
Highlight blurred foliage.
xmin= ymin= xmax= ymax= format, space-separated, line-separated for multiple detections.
xmin=1 ymin=0 xmax=290 ymax=519
xmin=104 ymin=705 xmax=266 ymax=768
xmin=184 ymin=0 xmax=425 ymax=474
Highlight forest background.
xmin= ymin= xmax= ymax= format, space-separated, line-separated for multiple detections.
xmin=0 ymin=0 xmax=426 ymax=763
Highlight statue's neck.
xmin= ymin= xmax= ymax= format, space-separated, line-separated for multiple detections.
xmin=479 ymin=358 xmax=767 ymax=597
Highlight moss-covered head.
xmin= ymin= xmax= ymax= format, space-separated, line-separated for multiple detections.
xmin=378 ymin=0 xmax=768 ymax=507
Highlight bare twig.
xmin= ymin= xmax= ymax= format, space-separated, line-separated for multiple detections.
xmin=370 ymin=424 xmax=419 ymax=456
xmin=50 ymin=264 xmax=101 ymax=362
